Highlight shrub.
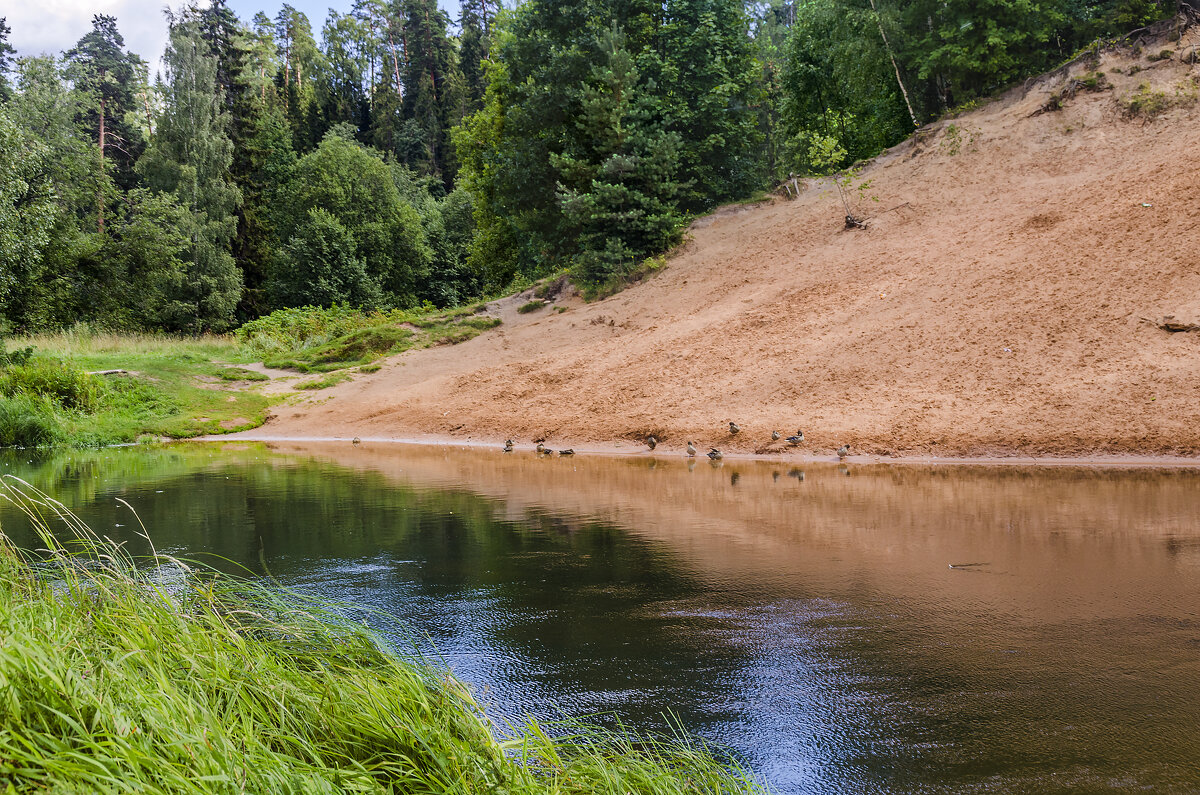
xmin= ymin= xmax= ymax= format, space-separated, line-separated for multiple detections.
xmin=518 ymin=300 xmax=547 ymax=314
xmin=236 ymin=305 xmax=410 ymax=356
xmin=0 ymin=358 xmax=99 ymax=412
xmin=0 ymin=394 xmax=58 ymax=447
xmin=0 ymin=343 xmax=34 ymax=368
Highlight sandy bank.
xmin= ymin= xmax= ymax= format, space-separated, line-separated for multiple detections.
xmin=226 ymin=40 xmax=1200 ymax=459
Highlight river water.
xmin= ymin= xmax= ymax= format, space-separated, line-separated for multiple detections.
xmin=2 ymin=441 xmax=1199 ymax=793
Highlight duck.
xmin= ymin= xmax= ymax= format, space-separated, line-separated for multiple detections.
xmin=559 ymin=449 xmax=575 ymax=456
xmin=786 ymin=431 xmax=804 ymax=445
xmin=646 ymin=435 xmax=657 ymax=450
xmin=771 ymin=430 xmax=781 ymax=441
xmin=351 ymin=437 xmax=361 ymax=446
xmin=503 ymin=439 xmax=514 ymax=453
xmin=728 ymin=422 xmax=740 ymax=435
xmin=836 ymin=444 xmax=850 ymax=459
xmin=707 ymin=448 xmax=723 ymax=460
xmin=536 ymin=442 xmax=546 ymax=454
xmin=686 ymin=441 xmax=697 ymax=457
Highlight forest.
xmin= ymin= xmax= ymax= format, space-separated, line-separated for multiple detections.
xmin=0 ymin=0 xmax=1177 ymax=334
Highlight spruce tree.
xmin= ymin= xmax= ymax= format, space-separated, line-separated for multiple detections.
xmin=399 ymin=0 xmax=463 ymax=185
xmin=137 ymin=19 xmax=243 ymax=332
xmin=553 ymin=25 xmax=685 ymax=285
xmin=0 ymin=18 xmax=15 ymax=100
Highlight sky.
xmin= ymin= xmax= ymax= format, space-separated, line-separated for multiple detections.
xmin=5 ymin=0 xmax=462 ymax=74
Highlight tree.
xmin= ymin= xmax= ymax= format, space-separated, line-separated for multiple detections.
xmin=654 ymin=0 xmax=764 ymax=209
xmin=399 ymin=0 xmax=464 ymax=185
xmin=0 ymin=110 xmax=57 ymax=314
xmin=269 ymin=207 xmax=383 ymax=308
xmin=901 ymin=0 xmax=1066 ymax=109
xmin=63 ymin=15 xmax=146 ymax=229
xmin=458 ymin=0 xmax=491 ymax=113
xmin=276 ymin=133 xmax=431 ymax=304
xmin=137 ymin=18 xmax=243 ymax=332
xmin=781 ymin=0 xmax=911 ymax=174
xmin=0 ymin=18 xmax=15 ymax=101
xmin=553 ymin=25 xmax=685 ymax=285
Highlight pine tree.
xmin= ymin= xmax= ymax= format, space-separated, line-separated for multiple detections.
xmin=137 ymin=19 xmax=243 ymax=332
xmin=63 ymin=15 xmax=146 ymax=230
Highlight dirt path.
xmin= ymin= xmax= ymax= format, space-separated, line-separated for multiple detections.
xmin=228 ymin=43 xmax=1200 ymax=460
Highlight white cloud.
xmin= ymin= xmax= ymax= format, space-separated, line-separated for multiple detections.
xmin=6 ymin=0 xmax=172 ymax=73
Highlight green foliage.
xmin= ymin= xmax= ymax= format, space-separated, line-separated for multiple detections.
xmin=0 ymin=358 xmax=99 ymax=412
xmin=275 ymin=134 xmax=432 ymax=305
xmin=10 ymin=330 xmax=272 ymax=446
xmin=0 ymin=394 xmax=58 ymax=447
xmin=236 ymin=304 xmax=406 ymax=356
xmin=554 ymin=25 xmax=687 ymax=286
xmin=217 ymin=366 xmax=269 ymax=381
xmin=296 ymin=370 xmax=353 ymax=389
xmin=137 ymin=19 xmax=243 ymax=333
xmin=270 ymin=207 xmax=383 ymax=309
xmin=518 ymin=300 xmax=547 ymax=314
xmin=1118 ymin=80 xmax=1197 ymax=118
xmin=0 ymin=110 xmax=57 ymax=309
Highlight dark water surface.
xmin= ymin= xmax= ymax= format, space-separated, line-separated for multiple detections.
xmin=2 ymin=441 xmax=1200 ymax=793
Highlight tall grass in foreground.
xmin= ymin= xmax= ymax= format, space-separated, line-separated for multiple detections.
xmin=0 ymin=478 xmax=762 ymax=795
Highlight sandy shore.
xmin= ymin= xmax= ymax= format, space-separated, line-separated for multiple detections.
xmin=225 ymin=42 xmax=1200 ymax=461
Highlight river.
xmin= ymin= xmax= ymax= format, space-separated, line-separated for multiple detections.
xmin=2 ymin=441 xmax=1199 ymax=793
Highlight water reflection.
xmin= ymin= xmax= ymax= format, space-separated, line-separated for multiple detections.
xmin=2 ymin=442 xmax=1200 ymax=793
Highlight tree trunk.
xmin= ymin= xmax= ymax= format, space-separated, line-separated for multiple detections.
xmin=868 ymin=0 xmax=920 ymax=128
xmin=98 ymin=96 xmax=106 ymax=234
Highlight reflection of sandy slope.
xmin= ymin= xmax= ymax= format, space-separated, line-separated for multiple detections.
xmin=260 ymin=441 xmax=1200 ymax=623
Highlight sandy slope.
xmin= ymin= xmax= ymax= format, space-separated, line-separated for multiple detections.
xmin=236 ymin=40 xmax=1200 ymax=459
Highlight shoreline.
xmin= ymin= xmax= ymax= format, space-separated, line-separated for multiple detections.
xmin=205 ymin=432 xmax=1200 ymax=468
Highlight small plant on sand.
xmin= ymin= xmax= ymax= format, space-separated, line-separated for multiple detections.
xmin=518 ymin=300 xmax=547 ymax=314
xmin=1115 ymin=81 xmax=1196 ymax=119
xmin=939 ymin=123 xmax=980 ymax=156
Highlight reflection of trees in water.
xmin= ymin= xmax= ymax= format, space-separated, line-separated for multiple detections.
xmin=0 ymin=444 xmax=761 ymax=735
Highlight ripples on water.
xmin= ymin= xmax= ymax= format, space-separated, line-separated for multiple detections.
xmin=2 ymin=442 xmax=1200 ymax=793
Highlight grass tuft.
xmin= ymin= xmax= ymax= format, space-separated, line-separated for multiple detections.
xmin=0 ymin=478 xmax=763 ymax=795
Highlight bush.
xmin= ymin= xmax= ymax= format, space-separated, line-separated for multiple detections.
xmin=0 ymin=343 xmax=34 ymax=368
xmin=517 ymin=300 xmax=546 ymax=314
xmin=0 ymin=393 xmax=58 ymax=447
xmin=0 ymin=358 xmax=99 ymax=412
xmin=236 ymin=305 xmax=411 ymax=357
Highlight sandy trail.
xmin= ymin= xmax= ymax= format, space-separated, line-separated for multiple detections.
xmin=229 ymin=43 xmax=1200 ymax=459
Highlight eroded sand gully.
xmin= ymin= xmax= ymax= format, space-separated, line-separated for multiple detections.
xmin=229 ymin=47 xmax=1200 ymax=460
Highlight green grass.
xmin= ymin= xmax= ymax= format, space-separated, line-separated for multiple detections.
xmin=242 ymin=305 xmax=503 ymax=374
xmin=296 ymin=371 xmax=353 ymax=390
xmin=0 ymin=478 xmax=762 ymax=795
xmin=518 ymin=300 xmax=548 ymax=314
xmin=2 ymin=330 xmax=271 ymax=447
xmin=216 ymin=366 xmax=269 ymax=382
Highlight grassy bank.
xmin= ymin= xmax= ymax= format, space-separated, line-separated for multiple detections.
xmin=0 ymin=480 xmax=761 ymax=795
xmin=0 ymin=303 xmax=506 ymax=448
xmin=0 ymin=332 xmax=270 ymax=447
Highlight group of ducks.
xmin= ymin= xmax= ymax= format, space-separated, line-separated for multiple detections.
xmin=503 ymin=422 xmax=851 ymax=460
xmin=504 ymin=439 xmax=574 ymax=456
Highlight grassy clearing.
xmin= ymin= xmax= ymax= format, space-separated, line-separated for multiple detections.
xmin=0 ymin=332 xmax=271 ymax=447
xmin=0 ymin=479 xmax=761 ymax=795
xmin=238 ymin=304 xmax=502 ymax=373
